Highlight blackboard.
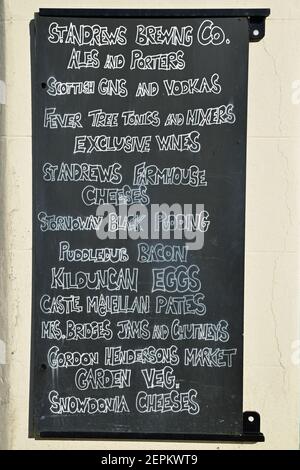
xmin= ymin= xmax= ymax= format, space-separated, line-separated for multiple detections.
xmin=29 ymin=9 xmax=268 ymax=440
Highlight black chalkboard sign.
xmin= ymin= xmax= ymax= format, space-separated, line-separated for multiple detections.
xmin=29 ymin=9 xmax=269 ymax=441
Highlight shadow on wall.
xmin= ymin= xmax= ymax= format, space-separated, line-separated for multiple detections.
xmin=0 ymin=0 xmax=8 ymax=451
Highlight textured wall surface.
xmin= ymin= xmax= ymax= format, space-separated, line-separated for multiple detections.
xmin=0 ymin=0 xmax=9 ymax=452
xmin=0 ymin=0 xmax=299 ymax=450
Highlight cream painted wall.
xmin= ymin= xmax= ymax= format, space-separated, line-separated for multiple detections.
xmin=0 ymin=0 xmax=299 ymax=450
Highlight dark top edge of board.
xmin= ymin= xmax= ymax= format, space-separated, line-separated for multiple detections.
xmin=38 ymin=8 xmax=271 ymax=19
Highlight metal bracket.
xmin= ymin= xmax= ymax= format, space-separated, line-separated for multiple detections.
xmin=242 ymin=411 xmax=264 ymax=442
xmin=248 ymin=15 xmax=268 ymax=42
xmin=38 ymin=8 xmax=270 ymax=43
